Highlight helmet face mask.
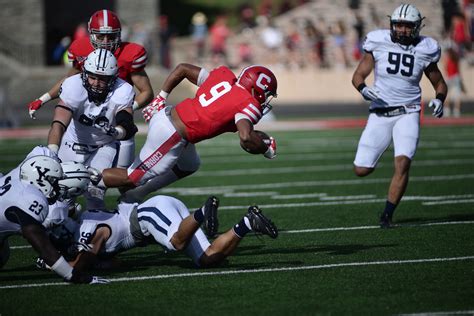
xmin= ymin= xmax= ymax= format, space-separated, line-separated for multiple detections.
xmin=82 ymin=48 xmax=118 ymax=104
xmin=58 ymin=161 xmax=91 ymax=201
xmin=19 ymin=156 xmax=64 ymax=204
xmin=389 ymin=4 xmax=424 ymax=45
xmin=88 ymin=10 xmax=121 ymax=52
xmin=237 ymin=65 xmax=278 ymax=115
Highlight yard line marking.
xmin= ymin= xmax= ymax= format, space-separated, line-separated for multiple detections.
xmin=11 ymin=220 xmax=474 ymax=250
xmin=398 ymin=310 xmax=474 ymax=316
xmin=284 ymin=220 xmax=474 ymax=233
xmin=192 ymin=159 xmax=473 ymax=177
xmin=423 ymin=199 xmax=474 ymax=205
xmin=159 ymin=174 xmax=474 ymax=194
xmin=1 ymin=256 xmax=473 ymax=290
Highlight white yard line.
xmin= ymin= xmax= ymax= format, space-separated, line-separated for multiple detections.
xmin=1 ymin=255 xmax=473 ymax=290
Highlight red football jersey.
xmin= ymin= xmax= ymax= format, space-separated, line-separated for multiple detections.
xmin=175 ymin=66 xmax=264 ymax=144
xmin=67 ymin=37 xmax=148 ymax=84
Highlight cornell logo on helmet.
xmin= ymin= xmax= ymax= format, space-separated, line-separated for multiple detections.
xmin=237 ymin=65 xmax=277 ymax=115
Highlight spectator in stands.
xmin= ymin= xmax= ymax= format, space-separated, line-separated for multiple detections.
xmin=158 ymin=15 xmax=176 ymax=69
xmin=329 ymin=20 xmax=349 ymax=69
xmin=209 ymin=14 xmax=231 ymax=66
xmin=190 ymin=12 xmax=208 ymax=63
xmin=258 ymin=16 xmax=284 ymax=66
xmin=444 ymin=45 xmax=465 ymax=117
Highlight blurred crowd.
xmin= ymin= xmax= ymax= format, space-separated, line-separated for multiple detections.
xmin=49 ymin=0 xmax=473 ymax=117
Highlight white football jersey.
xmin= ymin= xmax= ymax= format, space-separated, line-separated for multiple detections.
xmin=0 ymin=175 xmax=49 ymax=236
xmin=60 ymin=74 xmax=135 ymax=146
xmin=0 ymin=146 xmax=57 ymax=237
xmin=75 ymin=203 xmax=138 ymax=255
xmin=363 ymin=29 xmax=441 ymax=111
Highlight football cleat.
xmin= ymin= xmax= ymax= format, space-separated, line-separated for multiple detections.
xmin=379 ymin=211 xmax=393 ymax=229
xmin=203 ymin=196 xmax=219 ymax=238
xmin=246 ymin=206 xmax=278 ymax=239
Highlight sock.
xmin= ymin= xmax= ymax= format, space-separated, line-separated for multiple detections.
xmin=193 ymin=207 xmax=205 ymax=224
xmin=383 ymin=200 xmax=397 ymax=217
xmin=232 ymin=217 xmax=251 ymax=238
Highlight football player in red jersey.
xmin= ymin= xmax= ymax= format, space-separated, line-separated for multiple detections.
xmin=27 ymin=9 xmax=153 ymax=168
xmin=89 ymin=63 xmax=278 ymax=197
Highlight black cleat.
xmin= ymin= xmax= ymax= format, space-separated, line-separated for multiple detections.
xmin=203 ymin=196 xmax=219 ymax=238
xmin=379 ymin=212 xmax=393 ymax=229
xmin=246 ymin=206 xmax=278 ymax=239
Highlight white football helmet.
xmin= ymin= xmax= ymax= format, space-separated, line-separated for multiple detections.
xmin=20 ymin=155 xmax=63 ymax=203
xmin=389 ymin=4 xmax=424 ymax=45
xmin=82 ymin=48 xmax=118 ymax=104
xmin=58 ymin=161 xmax=91 ymax=200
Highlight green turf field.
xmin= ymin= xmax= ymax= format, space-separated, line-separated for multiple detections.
xmin=0 ymin=125 xmax=473 ymax=315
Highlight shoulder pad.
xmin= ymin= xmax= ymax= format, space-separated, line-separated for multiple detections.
xmin=59 ymin=74 xmax=88 ymax=108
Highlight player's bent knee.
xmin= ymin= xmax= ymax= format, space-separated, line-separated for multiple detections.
xmin=170 ymin=234 xmax=187 ymax=251
xmin=354 ymin=165 xmax=373 ymax=177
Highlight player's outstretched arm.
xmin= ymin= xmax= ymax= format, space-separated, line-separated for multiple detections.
xmin=130 ymin=69 xmax=154 ymax=111
xmin=47 ymin=101 xmax=73 ymax=155
xmin=69 ymin=226 xmax=110 ymax=273
xmin=27 ymin=68 xmax=80 ymax=119
xmin=425 ymin=63 xmax=448 ymax=118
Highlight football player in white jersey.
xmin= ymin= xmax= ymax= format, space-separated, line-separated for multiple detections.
xmin=64 ymin=196 xmax=277 ymax=272
xmin=0 ymin=148 xmax=107 ymax=284
xmin=351 ymin=4 xmax=448 ymax=228
xmin=47 ymin=48 xmax=138 ymax=210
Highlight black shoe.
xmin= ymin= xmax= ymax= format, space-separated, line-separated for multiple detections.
xmin=203 ymin=196 xmax=219 ymax=238
xmin=246 ymin=206 xmax=278 ymax=239
xmin=379 ymin=212 xmax=393 ymax=229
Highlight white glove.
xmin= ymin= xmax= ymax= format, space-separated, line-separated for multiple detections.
xmin=87 ymin=166 xmax=102 ymax=186
xmin=361 ymin=86 xmax=380 ymax=101
xmin=428 ymin=98 xmax=443 ymax=118
xmin=263 ymin=137 xmax=277 ymax=159
xmin=89 ymin=276 xmax=110 ymax=284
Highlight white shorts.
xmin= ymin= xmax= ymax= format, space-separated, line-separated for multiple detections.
xmin=137 ymin=195 xmax=210 ymax=265
xmin=58 ymin=139 xmax=119 ymax=171
xmin=117 ymin=137 xmax=135 ymax=169
xmin=128 ymin=110 xmax=188 ymax=186
xmin=354 ymin=112 xmax=420 ymax=168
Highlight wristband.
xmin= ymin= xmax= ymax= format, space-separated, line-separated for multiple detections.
xmin=357 ymin=83 xmax=367 ymax=92
xmin=435 ymin=93 xmax=446 ymax=103
xmin=39 ymin=93 xmax=52 ymax=104
xmin=47 ymin=144 xmax=59 ymax=154
xmin=50 ymin=256 xmax=73 ymax=280
xmin=159 ymin=90 xmax=169 ymax=99
xmin=132 ymin=101 xmax=139 ymax=111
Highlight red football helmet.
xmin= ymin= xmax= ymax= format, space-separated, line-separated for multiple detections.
xmin=88 ymin=10 xmax=122 ymax=52
xmin=237 ymin=65 xmax=277 ymax=114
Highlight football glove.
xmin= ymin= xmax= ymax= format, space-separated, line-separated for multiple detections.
xmin=263 ymin=137 xmax=277 ymax=159
xmin=68 ymin=269 xmax=110 ymax=284
xmin=28 ymin=99 xmax=43 ymax=120
xmin=142 ymin=94 xmax=166 ymax=122
xmin=360 ymin=86 xmax=380 ymax=102
xmin=428 ymin=98 xmax=443 ymax=118
xmin=28 ymin=93 xmax=52 ymax=119
xmin=87 ymin=166 xmax=102 ymax=186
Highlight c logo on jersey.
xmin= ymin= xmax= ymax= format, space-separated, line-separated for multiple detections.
xmin=256 ymin=73 xmax=272 ymax=90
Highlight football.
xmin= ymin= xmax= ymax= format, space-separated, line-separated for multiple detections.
xmin=241 ymin=130 xmax=270 ymax=154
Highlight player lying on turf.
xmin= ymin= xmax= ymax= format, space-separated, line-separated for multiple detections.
xmin=0 ymin=146 xmax=107 ymax=284
xmin=43 ymin=195 xmax=277 ymax=272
